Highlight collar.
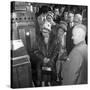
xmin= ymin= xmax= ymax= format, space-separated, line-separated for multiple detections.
xmin=75 ymin=41 xmax=86 ymax=47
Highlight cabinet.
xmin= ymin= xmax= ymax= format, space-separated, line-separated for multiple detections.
xmin=11 ymin=43 xmax=33 ymax=88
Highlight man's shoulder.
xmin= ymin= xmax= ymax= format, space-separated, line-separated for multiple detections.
xmin=69 ymin=46 xmax=79 ymax=55
xmin=69 ymin=43 xmax=87 ymax=60
xmin=68 ymin=46 xmax=81 ymax=61
xmin=75 ymin=43 xmax=87 ymax=54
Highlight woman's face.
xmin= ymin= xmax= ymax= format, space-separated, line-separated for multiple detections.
xmin=54 ymin=8 xmax=60 ymax=15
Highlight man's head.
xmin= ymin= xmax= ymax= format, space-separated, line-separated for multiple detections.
xmin=72 ymin=24 xmax=86 ymax=45
xmin=64 ymin=12 xmax=68 ymax=21
xmin=74 ymin=14 xmax=82 ymax=26
xmin=68 ymin=12 xmax=74 ymax=23
xmin=54 ymin=8 xmax=60 ymax=16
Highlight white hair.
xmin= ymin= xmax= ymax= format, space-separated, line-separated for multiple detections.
xmin=73 ymin=24 xmax=86 ymax=40
xmin=74 ymin=14 xmax=82 ymax=24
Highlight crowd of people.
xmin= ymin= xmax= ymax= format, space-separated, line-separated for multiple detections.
xmin=11 ymin=4 xmax=88 ymax=87
xmin=30 ymin=5 xmax=88 ymax=86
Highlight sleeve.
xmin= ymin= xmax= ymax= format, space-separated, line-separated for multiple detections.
xmin=50 ymin=39 xmax=61 ymax=62
xmin=30 ymin=39 xmax=44 ymax=60
xmin=33 ymin=49 xmax=44 ymax=60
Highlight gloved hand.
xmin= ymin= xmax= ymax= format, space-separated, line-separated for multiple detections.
xmin=43 ymin=57 xmax=50 ymax=63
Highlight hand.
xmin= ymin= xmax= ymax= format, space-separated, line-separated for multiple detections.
xmin=43 ymin=57 xmax=47 ymax=63
xmin=47 ymin=58 xmax=50 ymax=62
xmin=43 ymin=57 xmax=50 ymax=63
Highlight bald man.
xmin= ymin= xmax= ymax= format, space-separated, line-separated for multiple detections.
xmin=62 ymin=24 xmax=88 ymax=85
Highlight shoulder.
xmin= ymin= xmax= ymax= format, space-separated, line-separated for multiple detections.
xmin=75 ymin=44 xmax=88 ymax=56
xmin=78 ymin=44 xmax=87 ymax=52
xmin=68 ymin=44 xmax=87 ymax=63
xmin=69 ymin=47 xmax=80 ymax=57
xmin=77 ymin=44 xmax=88 ymax=60
xmin=68 ymin=47 xmax=82 ymax=62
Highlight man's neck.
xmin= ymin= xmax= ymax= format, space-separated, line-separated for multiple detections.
xmin=76 ymin=40 xmax=86 ymax=46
